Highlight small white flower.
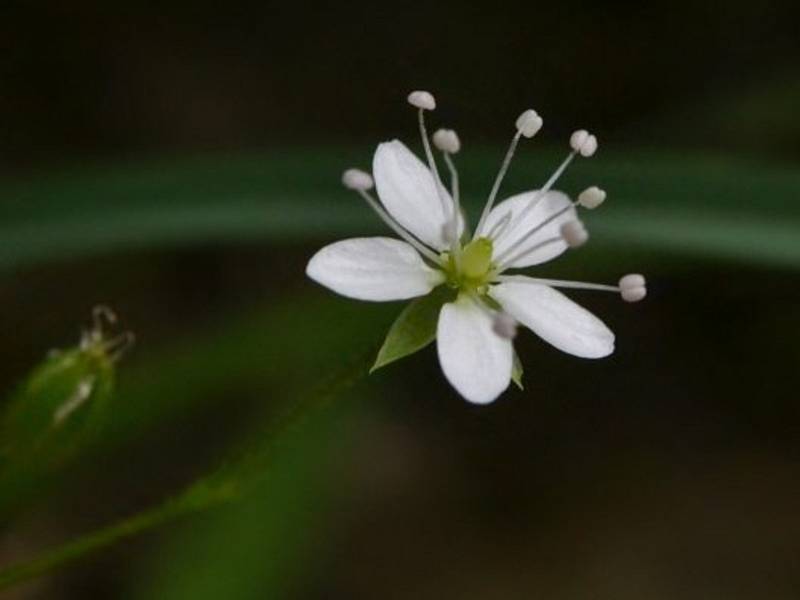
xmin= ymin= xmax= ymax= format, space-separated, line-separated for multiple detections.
xmin=307 ymin=91 xmax=646 ymax=404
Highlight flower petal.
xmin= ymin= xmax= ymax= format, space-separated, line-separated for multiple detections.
xmin=306 ymin=237 xmax=444 ymax=301
xmin=436 ymin=296 xmax=513 ymax=404
xmin=483 ymin=190 xmax=575 ymax=268
xmin=491 ymin=280 xmax=614 ymax=358
xmin=373 ymin=140 xmax=456 ymax=251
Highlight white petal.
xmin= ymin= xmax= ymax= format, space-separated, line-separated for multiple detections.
xmin=437 ymin=297 xmax=513 ymax=404
xmin=373 ymin=140 xmax=456 ymax=251
xmin=491 ymin=280 xmax=614 ymax=358
xmin=483 ymin=190 xmax=576 ymax=268
xmin=306 ymin=237 xmax=444 ymax=302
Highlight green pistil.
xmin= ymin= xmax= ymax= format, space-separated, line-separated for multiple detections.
xmin=442 ymin=237 xmax=494 ymax=293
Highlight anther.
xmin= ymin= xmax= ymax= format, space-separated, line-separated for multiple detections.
xmin=561 ymin=220 xmax=589 ymax=248
xmin=492 ymin=312 xmax=518 ymax=340
xmin=619 ymin=274 xmax=647 ymax=302
xmin=570 ymin=130 xmax=598 ymax=157
xmin=515 ymin=109 xmax=543 ymax=138
xmin=578 ymin=186 xmax=606 ymax=209
xmin=342 ymin=168 xmax=374 ymax=191
xmin=407 ymin=90 xmax=436 ymax=111
xmin=433 ymin=129 xmax=461 ymax=154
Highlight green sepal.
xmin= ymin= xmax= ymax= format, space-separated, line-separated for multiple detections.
xmin=511 ymin=351 xmax=524 ymax=390
xmin=371 ymin=285 xmax=456 ymax=373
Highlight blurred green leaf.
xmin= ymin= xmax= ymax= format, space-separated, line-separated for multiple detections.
xmin=1 ymin=150 xmax=798 ymax=271
xmin=371 ymin=285 xmax=455 ymax=373
xmin=0 ymin=341 xmax=371 ymax=592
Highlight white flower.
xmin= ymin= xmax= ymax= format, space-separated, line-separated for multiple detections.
xmin=307 ymin=91 xmax=646 ymax=405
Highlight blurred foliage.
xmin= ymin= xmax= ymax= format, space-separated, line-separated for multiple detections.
xmin=1 ymin=149 xmax=799 ymax=272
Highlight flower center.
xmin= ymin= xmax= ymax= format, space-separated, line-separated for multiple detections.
xmin=443 ymin=237 xmax=494 ymax=292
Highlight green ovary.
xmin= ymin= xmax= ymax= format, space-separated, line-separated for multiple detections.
xmin=443 ymin=237 xmax=495 ymax=293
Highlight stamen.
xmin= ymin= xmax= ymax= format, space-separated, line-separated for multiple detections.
xmin=410 ymin=93 xmax=451 ymax=217
xmin=619 ymin=273 xmax=647 ymax=302
xmin=494 ymin=236 xmax=562 ymax=272
xmin=342 ymin=168 xmax=374 ymax=191
xmin=433 ymin=128 xmax=463 ymax=258
xmin=500 ymin=130 xmax=599 ymax=243
xmin=492 ymin=199 xmax=578 ymax=265
xmin=494 ymin=274 xmax=620 ymax=293
xmin=578 ymin=186 xmax=606 ymax=209
xmin=570 ymin=129 xmax=598 ymax=157
xmin=492 ymin=311 xmax=518 ymax=340
xmin=433 ymin=128 xmax=461 ymax=154
xmin=407 ymin=90 xmax=436 ymax=111
xmin=494 ymin=273 xmax=648 ymax=303
xmin=473 ymin=109 xmax=542 ymax=238
xmin=355 ymin=187 xmax=442 ymax=265
xmin=560 ymin=220 xmax=588 ymax=248
xmin=486 ymin=211 xmax=513 ymax=241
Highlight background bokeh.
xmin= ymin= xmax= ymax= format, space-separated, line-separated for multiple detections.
xmin=1 ymin=1 xmax=799 ymax=598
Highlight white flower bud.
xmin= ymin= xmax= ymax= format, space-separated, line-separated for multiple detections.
xmin=492 ymin=312 xmax=518 ymax=340
xmin=560 ymin=220 xmax=588 ymax=248
xmin=578 ymin=186 xmax=606 ymax=209
xmin=341 ymin=168 xmax=374 ymax=191
xmin=515 ymin=109 xmax=543 ymax=138
xmin=570 ymin=129 xmax=598 ymax=157
xmin=619 ymin=273 xmax=647 ymax=302
xmin=432 ymin=129 xmax=461 ymax=154
xmin=407 ymin=90 xmax=436 ymax=111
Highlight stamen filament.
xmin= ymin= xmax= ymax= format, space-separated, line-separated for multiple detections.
xmin=357 ymin=190 xmax=443 ymax=265
xmin=493 ymin=201 xmax=578 ymax=265
xmin=494 ymin=274 xmax=619 ymax=293
xmin=494 ymin=235 xmax=562 ymax=272
xmin=486 ymin=211 xmax=513 ymax=241
xmin=497 ymin=150 xmax=577 ymax=243
xmin=474 ymin=130 xmax=522 ymax=238
xmin=442 ymin=151 xmax=462 ymax=265
xmin=417 ymin=109 xmax=451 ymax=216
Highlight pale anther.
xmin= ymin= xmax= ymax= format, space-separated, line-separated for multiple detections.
xmin=619 ymin=273 xmax=647 ymax=302
xmin=433 ymin=129 xmax=461 ymax=154
xmin=561 ymin=220 xmax=589 ymax=248
xmin=578 ymin=186 xmax=606 ymax=209
xmin=515 ymin=109 xmax=543 ymax=138
xmin=407 ymin=90 xmax=436 ymax=111
xmin=570 ymin=129 xmax=598 ymax=157
xmin=342 ymin=168 xmax=374 ymax=191
xmin=492 ymin=312 xmax=518 ymax=340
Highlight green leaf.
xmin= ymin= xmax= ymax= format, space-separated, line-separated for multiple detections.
xmin=2 ymin=149 xmax=800 ymax=272
xmin=371 ymin=286 xmax=456 ymax=373
xmin=511 ymin=352 xmax=524 ymax=390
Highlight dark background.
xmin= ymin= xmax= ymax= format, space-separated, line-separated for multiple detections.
xmin=1 ymin=1 xmax=800 ymax=599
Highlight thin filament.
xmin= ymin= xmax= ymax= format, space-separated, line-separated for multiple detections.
xmin=494 ymin=274 xmax=619 ymax=292
xmin=358 ymin=190 xmax=442 ymax=265
xmin=495 ymin=236 xmax=562 ymax=272
xmin=498 ymin=150 xmax=577 ymax=243
xmin=493 ymin=201 xmax=577 ymax=265
xmin=417 ymin=109 xmax=451 ymax=216
xmin=473 ymin=130 xmax=522 ymax=238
